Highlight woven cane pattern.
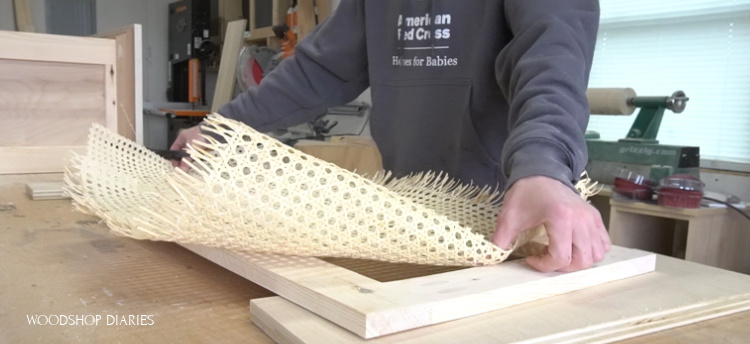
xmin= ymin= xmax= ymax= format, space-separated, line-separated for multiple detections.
xmin=65 ymin=114 xmax=596 ymax=266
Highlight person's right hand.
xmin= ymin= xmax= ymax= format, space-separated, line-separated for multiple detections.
xmin=169 ymin=124 xmax=205 ymax=171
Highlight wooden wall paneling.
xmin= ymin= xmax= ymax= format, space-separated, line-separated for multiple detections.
xmin=0 ymin=30 xmax=117 ymax=174
xmin=293 ymin=136 xmax=383 ymax=176
xmin=95 ymin=24 xmax=144 ymax=144
xmin=182 ymin=244 xmax=655 ymax=339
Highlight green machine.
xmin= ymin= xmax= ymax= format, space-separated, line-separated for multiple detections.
xmin=585 ymin=89 xmax=699 ymax=185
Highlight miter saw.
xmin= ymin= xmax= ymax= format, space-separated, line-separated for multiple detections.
xmin=585 ymin=88 xmax=699 ymax=185
xmin=236 ymin=45 xmax=281 ymax=90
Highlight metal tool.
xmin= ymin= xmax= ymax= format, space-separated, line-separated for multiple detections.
xmin=152 ymin=150 xmax=190 ymax=161
xmin=585 ymin=89 xmax=699 ymax=185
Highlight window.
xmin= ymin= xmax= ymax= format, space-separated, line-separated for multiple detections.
xmin=587 ymin=0 xmax=750 ymax=169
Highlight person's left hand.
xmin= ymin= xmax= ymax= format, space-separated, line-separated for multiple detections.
xmin=492 ymin=175 xmax=611 ymax=272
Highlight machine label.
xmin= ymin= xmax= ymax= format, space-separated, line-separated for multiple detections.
xmin=618 ymin=146 xmax=677 ymax=157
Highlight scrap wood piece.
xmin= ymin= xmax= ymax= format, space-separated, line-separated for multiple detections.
xmin=212 ymin=19 xmax=247 ymax=113
xmin=26 ymin=182 xmax=70 ymax=201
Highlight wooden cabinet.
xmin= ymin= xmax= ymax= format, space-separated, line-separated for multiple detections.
xmin=608 ymin=198 xmax=750 ymax=274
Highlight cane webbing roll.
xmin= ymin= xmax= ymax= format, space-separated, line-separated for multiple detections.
xmin=64 ymin=114 xmax=596 ymax=266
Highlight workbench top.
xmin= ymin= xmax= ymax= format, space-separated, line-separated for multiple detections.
xmin=1 ymin=175 xmax=749 ymax=343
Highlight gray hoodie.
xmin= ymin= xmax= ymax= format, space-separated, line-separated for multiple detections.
xmin=219 ymin=0 xmax=599 ymax=191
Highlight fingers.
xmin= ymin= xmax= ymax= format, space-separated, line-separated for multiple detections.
xmin=526 ymin=217 xmax=575 ymax=272
xmin=590 ymin=211 xmax=610 ymax=263
xmin=558 ymin=223 xmax=593 ymax=273
xmin=168 ymin=125 xmax=203 ymax=171
xmin=169 ymin=129 xmax=188 ymax=168
xmin=493 ymin=176 xmax=612 ymax=273
xmin=178 ymin=159 xmax=191 ymax=172
xmin=491 ymin=209 xmax=522 ymax=250
xmin=534 ymin=207 xmax=608 ymax=273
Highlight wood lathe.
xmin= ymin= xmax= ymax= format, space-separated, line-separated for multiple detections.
xmin=585 ymin=88 xmax=700 ymax=185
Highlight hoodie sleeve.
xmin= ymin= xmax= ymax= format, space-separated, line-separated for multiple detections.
xmin=218 ymin=0 xmax=369 ymax=132
xmin=496 ymin=0 xmax=599 ymax=190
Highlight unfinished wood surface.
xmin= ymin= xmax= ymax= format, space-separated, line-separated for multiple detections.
xmin=294 ymin=136 xmax=383 ymax=176
xmin=13 ymin=0 xmax=34 ymax=32
xmin=0 ymin=181 xmax=275 ymax=343
xmin=0 ymin=31 xmax=117 ymax=65
xmin=609 ymin=199 xmax=750 ymax=274
xmin=249 ymin=254 xmax=750 ymax=344
xmin=0 ymin=146 xmax=86 ymax=175
xmin=0 ymin=30 xmax=117 ymax=175
xmin=2 ymin=177 xmax=749 ymax=343
xmin=95 ymin=24 xmax=144 ymax=144
xmin=296 ymin=0 xmax=331 ymax=40
xmin=0 ymin=60 xmax=106 ymax=146
xmin=26 ymin=181 xmax=69 ymax=200
xmin=184 ymin=244 xmax=655 ymax=339
xmin=212 ymin=19 xmax=247 ymax=112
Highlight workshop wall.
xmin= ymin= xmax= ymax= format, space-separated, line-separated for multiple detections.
xmin=1 ymin=0 xmax=45 ymax=32
xmin=96 ymin=0 xmax=174 ymax=104
xmin=702 ymin=170 xmax=750 ymax=205
xmin=0 ymin=1 xmax=15 ymax=31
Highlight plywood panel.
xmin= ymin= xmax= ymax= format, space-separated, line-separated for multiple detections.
xmin=184 ymin=244 xmax=655 ymax=339
xmin=0 ymin=146 xmax=85 ymax=174
xmin=0 ymin=59 xmax=106 ymax=146
xmin=249 ymin=255 xmax=750 ymax=344
xmin=0 ymin=30 xmax=117 ymax=175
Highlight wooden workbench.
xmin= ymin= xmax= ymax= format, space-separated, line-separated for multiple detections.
xmin=2 ymin=174 xmax=750 ymax=343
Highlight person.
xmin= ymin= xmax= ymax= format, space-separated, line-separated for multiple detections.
xmin=171 ymin=0 xmax=611 ymax=272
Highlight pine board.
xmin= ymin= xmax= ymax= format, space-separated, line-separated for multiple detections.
xmin=212 ymin=19 xmax=247 ymax=112
xmin=249 ymin=254 xmax=750 ymax=344
xmin=95 ymin=24 xmax=144 ymax=144
xmin=13 ymin=0 xmax=34 ymax=32
xmin=183 ymin=244 xmax=655 ymax=339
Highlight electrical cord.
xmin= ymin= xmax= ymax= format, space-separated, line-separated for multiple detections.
xmin=323 ymin=115 xmax=371 ymax=138
xmin=702 ymin=196 xmax=750 ymax=223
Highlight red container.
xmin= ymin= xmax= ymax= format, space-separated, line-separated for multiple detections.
xmin=657 ymin=174 xmax=704 ymax=208
xmin=614 ymin=177 xmax=653 ymax=200
xmin=613 ymin=169 xmax=653 ymax=200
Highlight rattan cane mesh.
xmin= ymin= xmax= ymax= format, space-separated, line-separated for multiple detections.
xmin=64 ymin=114 xmax=596 ymax=266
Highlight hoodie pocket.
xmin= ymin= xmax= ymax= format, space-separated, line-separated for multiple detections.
xmin=370 ymin=78 xmax=501 ymax=186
